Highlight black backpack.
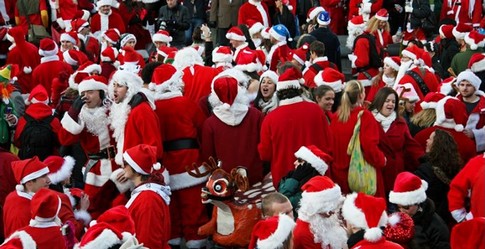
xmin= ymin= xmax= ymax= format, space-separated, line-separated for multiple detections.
xmin=353 ymin=33 xmax=383 ymax=70
xmin=18 ymin=114 xmax=57 ymax=160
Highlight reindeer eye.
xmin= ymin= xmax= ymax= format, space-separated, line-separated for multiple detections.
xmin=213 ymin=180 xmax=227 ymax=194
xmin=215 ymin=184 xmax=222 ymax=192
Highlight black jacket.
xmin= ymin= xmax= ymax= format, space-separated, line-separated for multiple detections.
xmin=183 ymin=0 xmax=208 ymax=20
xmin=158 ymin=4 xmax=191 ymax=47
xmin=439 ymin=38 xmax=460 ymax=78
xmin=309 ymin=27 xmax=341 ymax=71
xmin=410 ymin=198 xmax=450 ymax=249
xmin=272 ymin=5 xmax=296 ymax=38
xmin=407 ymin=0 xmax=432 ymax=30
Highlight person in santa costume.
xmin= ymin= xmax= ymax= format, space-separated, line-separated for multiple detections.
xmin=71 ymin=19 xmax=101 ymax=64
xmin=226 ymin=27 xmax=253 ymax=65
xmin=450 ymin=24 xmax=481 ymax=75
xmin=455 ymin=69 xmax=485 ymax=152
xmin=389 ymin=172 xmax=450 ymax=248
xmin=440 ymin=0 xmax=482 ymax=28
xmin=248 ymin=214 xmax=295 ymax=249
xmin=172 ymin=47 xmax=205 ymax=103
xmin=238 ymin=0 xmax=271 ymax=27
xmin=0 ymin=230 xmax=36 ymax=249
xmin=253 ymin=70 xmax=278 ymax=114
xmin=149 ymin=30 xmax=173 ymax=62
xmin=148 ymin=64 xmax=208 ymax=248
xmin=343 ymin=193 xmax=402 ymax=249
xmin=122 ymin=144 xmax=171 ymax=249
xmin=383 ymin=212 xmax=415 ymax=248
xmin=367 ymin=9 xmax=393 ymax=52
xmin=89 ymin=0 xmax=125 ymax=38
xmin=450 ymin=217 xmax=485 ymax=249
xmin=99 ymin=28 xmax=121 ymax=52
xmin=348 ymin=0 xmax=384 ymax=21
xmin=13 ymin=188 xmax=67 ymax=249
xmin=117 ymin=46 xmax=145 ymax=75
xmin=63 ymin=49 xmax=89 ymax=71
xmin=310 ymin=11 xmax=341 ymax=71
xmin=3 ymin=157 xmax=50 ymax=238
xmin=99 ymin=46 xmax=119 ymax=80
xmin=302 ymin=40 xmax=339 ymax=89
xmin=5 ymin=27 xmax=40 ymax=94
xmin=258 ymin=67 xmax=331 ymax=187
xmin=292 ymin=176 xmax=347 ymax=249
xmin=366 ymin=56 xmax=400 ymax=102
xmin=266 ymin=24 xmax=291 ymax=71
xmin=32 ymin=38 xmax=74 ymax=98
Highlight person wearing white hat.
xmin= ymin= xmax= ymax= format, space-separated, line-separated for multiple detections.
xmin=89 ymin=0 xmax=125 ymax=37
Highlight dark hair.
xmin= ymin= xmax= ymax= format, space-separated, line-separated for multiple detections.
xmin=141 ymin=62 xmax=163 ymax=84
xmin=368 ymin=87 xmax=400 ymax=118
xmin=192 ymin=25 xmax=203 ymax=44
xmin=428 ymin=129 xmax=463 ymax=179
xmin=277 ymin=88 xmax=302 ymax=100
xmin=277 ymin=61 xmax=300 ymax=75
xmin=254 ymin=75 xmax=276 ymax=110
xmin=310 ymin=40 xmax=325 ymax=57
xmin=313 ymin=85 xmax=341 ymax=112
xmin=297 ymin=34 xmax=316 ymax=48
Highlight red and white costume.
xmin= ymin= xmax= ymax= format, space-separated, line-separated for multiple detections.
xmin=172 ymin=47 xmax=206 ymax=103
xmin=347 ymin=0 xmax=383 ymax=21
xmin=440 ymin=0 xmax=483 ymax=27
xmin=90 ymin=9 xmax=125 ymax=38
xmin=237 ymin=0 xmax=270 ymax=27
xmin=303 ymin=57 xmax=339 ymax=88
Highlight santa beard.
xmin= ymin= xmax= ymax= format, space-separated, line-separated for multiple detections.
xmin=108 ymin=100 xmax=131 ymax=165
xmin=79 ymin=105 xmax=109 ymax=136
xmin=309 ymin=214 xmax=348 ymax=249
xmin=346 ymin=27 xmax=365 ymax=50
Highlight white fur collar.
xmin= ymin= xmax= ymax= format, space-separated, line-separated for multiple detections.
xmin=79 ymin=105 xmax=109 ymax=136
xmin=382 ymin=74 xmax=396 ymax=87
xmin=248 ymin=0 xmax=261 ymax=5
xmin=213 ymin=103 xmax=249 ymax=126
xmin=41 ymin=55 xmax=60 ymax=63
xmin=372 ymin=109 xmax=396 ymax=132
xmin=312 ymin=57 xmax=329 ymax=63
xmin=99 ymin=10 xmax=112 ymax=33
xmin=109 ymin=99 xmax=131 ymax=165
xmin=279 ymin=96 xmax=303 ymax=106
xmin=267 ymin=40 xmax=287 ymax=64
xmin=154 ymin=91 xmax=183 ymax=100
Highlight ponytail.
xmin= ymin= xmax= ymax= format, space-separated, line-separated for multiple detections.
xmin=337 ymin=80 xmax=363 ymax=122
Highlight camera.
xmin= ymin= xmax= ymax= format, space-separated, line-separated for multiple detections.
xmin=158 ymin=19 xmax=177 ymax=33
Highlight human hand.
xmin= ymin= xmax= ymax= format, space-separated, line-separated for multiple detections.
xmin=79 ymin=193 xmax=90 ymax=211
xmin=117 ymin=170 xmax=128 ymax=183
xmin=5 ymin=113 xmax=17 ymax=126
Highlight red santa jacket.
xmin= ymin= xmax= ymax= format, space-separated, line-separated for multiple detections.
xmin=57 ymin=192 xmax=89 ymax=240
xmin=32 ymin=58 xmax=73 ymax=97
xmin=181 ymin=64 xmax=205 ymax=103
xmin=14 ymin=0 xmax=48 ymax=33
xmin=351 ymin=237 xmax=404 ymax=249
xmin=80 ymin=35 xmax=101 ymax=63
xmin=448 ymin=154 xmax=485 ymax=221
xmin=258 ymin=98 xmax=332 ymax=187
xmin=303 ymin=57 xmax=339 ymax=88
xmin=293 ymin=219 xmax=328 ymax=249
xmin=90 ymin=11 xmax=126 ymax=35
xmin=6 ymin=41 xmax=41 ymax=93
xmin=3 ymin=190 xmax=31 ymax=237
xmin=237 ymin=0 xmax=271 ymax=27
xmin=457 ymin=94 xmax=485 ymax=152
xmin=347 ymin=0 xmax=383 ymax=20
xmin=329 ymin=107 xmax=386 ymax=197
xmin=190 ymin=66 xmax=224 ymax=105
xmin=440 ymin=0 xmax=483 ymax=27
xmin=267 ymin=41 xmax=291 ymax=72
xmin=21 ymin=225 xmax=67 ymax=249
xmin=321 ymin=0 xmax=346 ymax=35
xmin=351 ymin=32 xmax=382 ymax=88
xmin=372 ymin=29 xmax=393 ymax=49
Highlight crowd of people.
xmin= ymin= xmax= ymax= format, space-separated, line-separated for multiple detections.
xmin=0 ymin=0 xmax=484 ymax=247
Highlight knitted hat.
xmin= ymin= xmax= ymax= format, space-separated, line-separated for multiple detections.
xmin=75 ymin=222 xmax=123 ymax=249
xmin=395 ymin=83 xmax=420 ymax=102
xmin=249 ymin=22 xmax=265 ymax=36
xmin=11 ymin=156 xmax=49 ymax=185
xmin=389 ymin=172 xmax=428 ymax=206
xmin=306 ymin=6 xmax=325 ymax=22
xmin=464 ymin=30 xmax=485 ymax=50
xmin=438 ymin=77 xmax=456 ymax=95
xmin=119 ymin=33 xmax=136 ymax=48
xmin=38 ymin=38 xmax=59 ymax=57
xmin=94 ymin=205 xmax=135 ymax=236
xmin=314 ymin=67 xmax=345 ymax=93
xmin=456 ymin=70 xmax=482 ymax=93
xmin=148 ymin=64 xmax=182 ymax=92
xmin=100 ymin=46 xmax=118 ymax=62
xmin=152 ymin=30 xmax=172 ymax=43
xmin=234 ymin=50 xmax=263 ymax=73
xmin=269 ymin=24 xmax=291 ymax=42
xmin=420 ymin=92 xmax=445 ymax=109
xmin=249 ymin=214 xmax=296 ymax=249
xmin=44 ymin=156 xmax=75 ymax=185
xmin=60 ymin=31 xmax=78 ymax=44
xmin=294 ymin=145 xmax=331 ymax=175
xmin=103 ymin=28 xmax=121 ymax=45
xmin=212 ymin=46 xmax=233 ymax=63
xmin=1 ymin=231 xmax=36 ymax=249
xmin=26 ymin=84 xmax=49 ymax=105
xmin=375 ymin=9 xmax=389 ymax=21
xmin=316 ymin=11 xmax=331 ymax=26
xmin=290 ymin=43 xmax=309 ymax=66
xmin=450 ymin=218 xmax=485 ymax=249
xmin=31 ymin=188 xmax=61 ymax=220
xmin=342 ymin=192 xmax=388 ymax=242
xmin=452 ymin=23 xmax=473 ymax=40
xmin=434 ymin=96 xmax=469 ymax=131
xmin=226 ymin=27 xmax=246 ymax=41
xmin=78 ymin=61 xmax=102 ymax=75
xmin=122 ymin=144 xmax=161 ymax=175
xmin=384 ymin=212 xmax=415 ymax=244
xmin=384 ymin=56 xmax=401 ymax=71
xmin=468 ymin=53 xmax=485 ymax=73
xmin=439 ymin=24 xmax=454 ymax=39
xmin=277 ymin=67 xmax=303 ymax=91
xmin=78 ymin=75 xmax=108 ymax=93
xmin=71 ymin=19 xmax=89 ymax=33
xmin=300 ymin=176 xmax=342 ymax=214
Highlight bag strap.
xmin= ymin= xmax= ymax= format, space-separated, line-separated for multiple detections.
xmin=347 ymin=110 xmax=364 ymax=155
xmin=406 ymin=70 xmax=430 ymax=96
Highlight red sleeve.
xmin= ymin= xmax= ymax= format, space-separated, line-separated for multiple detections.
xmin=354 ymin=37 xmax=370 ymax=68
xmin=360 ymin=110 xmax=386 ymax=168
xmin=125 ymin=104 xmax=163 ymax=159
xmin=13 ymin=117 xmax=26 ymax=147
xmin=237 ymin=5 xmax=245 ymax=25
xmin=370 ymin=0 xmax=383 ymax=14
xmin=200 ymin=119 xmax=216 ymax=163
xmin=258 ymin=116 xmax=272 ymax=161
xmin=39 ymin=0 xmax=47 ymax=11
xmin=57 ymin=127 xmax=81 ymax=146
xmin=303 ymin=70 xmax=317 ymax=88
xmin=114 ymin=14 xmax=126 ymax=34
xmin=448 ymin=156 xmax=479 ymax=212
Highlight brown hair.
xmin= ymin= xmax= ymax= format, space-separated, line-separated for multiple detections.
xmin=428 ymin=129 xmax=463 ymax=179
xmin=411 ymin=108 xmax=436 ymax=128
xmin=369 ymin=87 xmax=400 ymax=118
xmin=337 ymin=80 xmax=364 ymax=122
xmin=262 ymin=192 xmax=290 ymax=218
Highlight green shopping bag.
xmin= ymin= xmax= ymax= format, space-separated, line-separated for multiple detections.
xmin=347 ymin=110 xmax=377 ymax=195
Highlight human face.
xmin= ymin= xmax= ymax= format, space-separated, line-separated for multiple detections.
xmin=260 ymin=77 xmax=276 ymax=101
xmin=271 ymin=201 xmax=294 ymax=219
xmin=317 ymin=91 xmax=335 ymax=112
xmin=122 ymin=161 xmax=136 ymax=180
xmin=99 ymin=5 xmax=111 ymax=15
xmin=82 ymin=90 xmax=103 ymax=108
xmin=404 ymin=100 xmax=416 ymax=113
xmin=80 ymin=25 xmax=91 ymax=36
xmin=154 ymin=41 xmax=167 ymax=49
xmin=401 ymin=56 xmax=411 ymax=63
xmin=229 ymin=39 xmax=243 ymax=49
xmin=61 ymin=41 xmax=74 ymax=52
xmin=124 ymin=39 xmax=136 ymax=48
xmin=275 ymin=0 xmax=282 ymax=8
xmin=166 ymin=0 xmax=177 ymax=8
xmin=378 ymin=20 xmax=387 ymax=30
xmin=380 ymin=94 xmax=396 ymax=117
xmin=112 ymin=82 xmax=128 ymax=103
xmin=383 ymin=63 xmax=395 ymax=77
xmin=426 ymin=131 xmax=435 ymax=153
xmin=26 ymin=174 xmax=51 ymax=193
xmin=398 ymin=204 xmax=419 ymax=217
xmin=457 ymin=80 xmax=476 ymax=98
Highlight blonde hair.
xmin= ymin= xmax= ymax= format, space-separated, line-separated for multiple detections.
xmin=367 ymin=16 xmax=390 ymax=33
xmin=411 ymin=108 xmax=436 ymax=128
xmin=337 ymin=80 xmax=364 ymax=122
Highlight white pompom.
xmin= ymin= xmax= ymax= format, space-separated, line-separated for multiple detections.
xmin=364 ymin=227 xmax=383 ymax=242
xmin=148 ymin=82 xmax=156 ymax=91
xmin=15 ymin=184 xmax=24 ymax=192
xmin=388 ymin=212 xmax=401 ymax=226
xmin=153 ymin=162 xmax=161 ymax=171
xmin=89 ymin=220 xmax=97 ymax=228
xmin=470 ymin=44 xmax=478 ymax=50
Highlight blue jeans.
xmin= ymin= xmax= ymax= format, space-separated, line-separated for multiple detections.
xmin=185 ymin=18 xmax=205 ymax=45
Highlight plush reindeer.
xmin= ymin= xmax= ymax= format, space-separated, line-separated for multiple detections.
xmin=186 ymin=157 xmax=275 ymax=248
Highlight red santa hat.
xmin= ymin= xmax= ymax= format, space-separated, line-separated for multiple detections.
xmin=277 ymin=67 xmax=303 ymax=91
xmin=348 ymin=15 xmax=366 ymax=31
xmin=389 ymin=172 xmax=428 ymax=206
xmin=211 ymin=76 xmax=240 ymax=108
xmin=100 ymin=46 xmax=119 ymax=62
xmin=60 ymin=31 xmax=79 ymax=45
xmin=148 ymin=64 xmax=182 ymax=93
xmin=439 ymin=24 xmax=454 ymax=39
xmin=30 ymin=188 xmax=61 ymax=221
xmin=451 ymin=217 xmax=485 ymax=249
xmin=300 ymin=176 xmax=342 ymax=215
xmin=249 ymin=214 xmax=296 ymax=249
xmin=93 ymin=205 xmax=135 ymax=237
xmin=157 ymin=46 xmax=177 ymax=59
xmin=395 ymin=83 xmax=420 ymax=102
xmin=401 ymin=45 xmax=424 ymax=65
xmin=71 ymin=19 xmax=89 ymax=33
xmin=294 ymin=145 xmax=331 ymax=175
xmin=420 ymin=92 xmax=445 ymax=109
xmin=152 ymin=30 xmax=173 ymax=44
xmin=212 ymin=46 xmax=233 ymax=63
xmin=122 ymin=144 xmax=161 ymax=175
xmin=384 ymin=56 xmax=401 ymax=71
xmin=26 ymin=84 xmax=49 ymax=105
xmin=316 ymin=11 xmax=331 ymax=26
xmin=78 ymin=61 xmax=102 ymax=75
xmin=249 ymin=21 xmax=265 ymax=37
xmin=225 ymin=27 xmax=246 ymax=41
xmin=43 ymin=156 xmax=75 ymax=185
xmin=75 ymin=222 xmax=123 ymax=249
xmin=452 ymin=23 xmax=473 ymax=40
xmin=97 ymin=0 xmax=113 ymax=7
xmin=464 ymin=30 xmax=485 ymax=50
xmin=261 ymin=27 xmax=271 ymax=40
xmin=103 ymin=28 xmax=121 ymax=45
xmin=172 ymin=47 xmax=203 ymax=70
xmin=456 ymin=70 xmax=482 ymax=93
xmin=260 ymin=70 xmax=279 ymax=86
xmin=79 ymin=75 xmax=108 ymax=93
xmin=234 ymin=50 xmax=263 ymax=73
xmin=306 ymin=6 xmax=325 ymax=22
xmin=63 ymin=49 xmax=87 ymax=66
xmin=383 ymin=212 xmax=415 ymax=244
xmin=375 ymin=9 xmax=389 ymax=21
xmin=290 ymin=43 xmax=309 ymax=66
xmin=434 ymin=96 xmax=468 ymax=131
xmin=438 ymin=77 xmax=456 ymax=95
xmin=11 ymin=158 xmax=49 ymax=185
xmin=468 ymin=53 xmax=485 ymax=73
xmin=119 ymin=47 xmax=142 ymax=74
xmin=1 ymin=231 xmax=37 ymax=249
xmin=342 ymin=192 xmax=388 ymax=242
xmin=314 ymin=67 xmax=345 ymax=93
xmin=38 ymin=38 xmax=59 ymax=57
xmin=6 ymin=27 xmax=25 ymax=44
xmin=69 ymin=71 xmax=90 ymax=90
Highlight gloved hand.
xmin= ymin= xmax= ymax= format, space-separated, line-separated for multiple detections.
xmin=291 ymin=162 xmax=317 ymax=182
xmin=68 ymin=96 xmax=85 ymax=121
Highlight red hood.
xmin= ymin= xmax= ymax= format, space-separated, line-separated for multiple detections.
xmin=25 ymin=103 xmax=54 ymax=119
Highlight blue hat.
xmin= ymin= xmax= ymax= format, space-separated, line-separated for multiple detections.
xmin=269 ymin=24 xmax=292 ymax=42
xmin=317 ymin=11 xmax=331 ymax=26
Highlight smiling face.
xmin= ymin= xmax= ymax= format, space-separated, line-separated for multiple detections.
xmin=380 ymin=93 xmax=396 ymax=117
xmin=260 ymin=77 xmax=276 ymax=101
xmin=317 ymin=91 xmax=335 ymax=112
xmin=112 ymin=82 xmax=128 ymax=103
xmin=99 ymin=4 xmax=111 ymax=14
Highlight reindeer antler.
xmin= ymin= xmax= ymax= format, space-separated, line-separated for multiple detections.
xmin=231 ymin=167 xmax=249 ymax=192
xmin=185 ymin=156 xmax=220 ymax=178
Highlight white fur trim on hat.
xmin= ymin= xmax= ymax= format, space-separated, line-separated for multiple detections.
xmin=389 ymin=180 xmax=428 ymax=206
xmin=60 ymin=33 xmax=77 ymax=44
xmin=21 ymin=167 xmax=50 ymax=184
xmin=384 ymin=57 xmax=400 ymax=71
xmin=256 ymin=214 xmax=296 ymax=249
xmin=401 ymin=49 xmax=418 ymax=64
xmin=109 ymin=168 xmax=134 ymax=193
xmin=470 ymin=58 xmax=485 ymax=73
xmin=212 ymin=50 xmax=233 ymax=63
xmin=79 ymin=78 xmax=108 ymax=93
xmin=234 ymin=62 xmax=263 ymax=73
xmin=148 ymin=70 xmax=183 ymax=93
xmin=81 ymin=64 xmax=102 ymax=74
xmin=464 ymin=34 xmax=485 ymax=50
xmin=74 ymin=209 xmax=92 ymax=225
xmin=276 ymin=80 xmax=301 ymax=91
xmin=63 ymin=51 xmax=77 ymax=66
xmin=269 ymin=28 xmax=286 ymax=42
xmin=300 ymin=184 xmax=342 ymax=214
xmin=294 ymin=146 xmax=328 ymax=175
xmin=39 ymin=43 xmax=59 ymax=57
xmin=375 ymin=15 xmax=388 ymax=22
xmin=249 ymin=22 xmax=264 ymax=36
xmin=123 ymin=151 xmax=149 ymax=175
xmin=226 ymin=32 xmax=246 ymax=41
xmin=169 ymin=165 xmax=208 ymax=191
xmin=452 ymin=27 xmax=468 ymax=40
xmin=97 ymin=0 xmax=112 ymax=7
xmin=152 ymin=33 xmax=173 ymax=43
xmin=6 ymin=230 xmax=37 ymax=249
xmin=456 ymin=70 xmax=482 ymax=92
xmin=433 ymin=96 xmax=464 ymax=132
xmin=314 ymin=71 xmax=344 ymax=93
xmin=48 ymin=156 xmax=75 ymax=185
xmin=74 ymin=228 xmax=121 ymax=249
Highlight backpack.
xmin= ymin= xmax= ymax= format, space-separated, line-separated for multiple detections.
xmin=18 ymin=114 xmax=57 ymax=160
xmin=353 ymin=33 xmax=383 ymax=70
